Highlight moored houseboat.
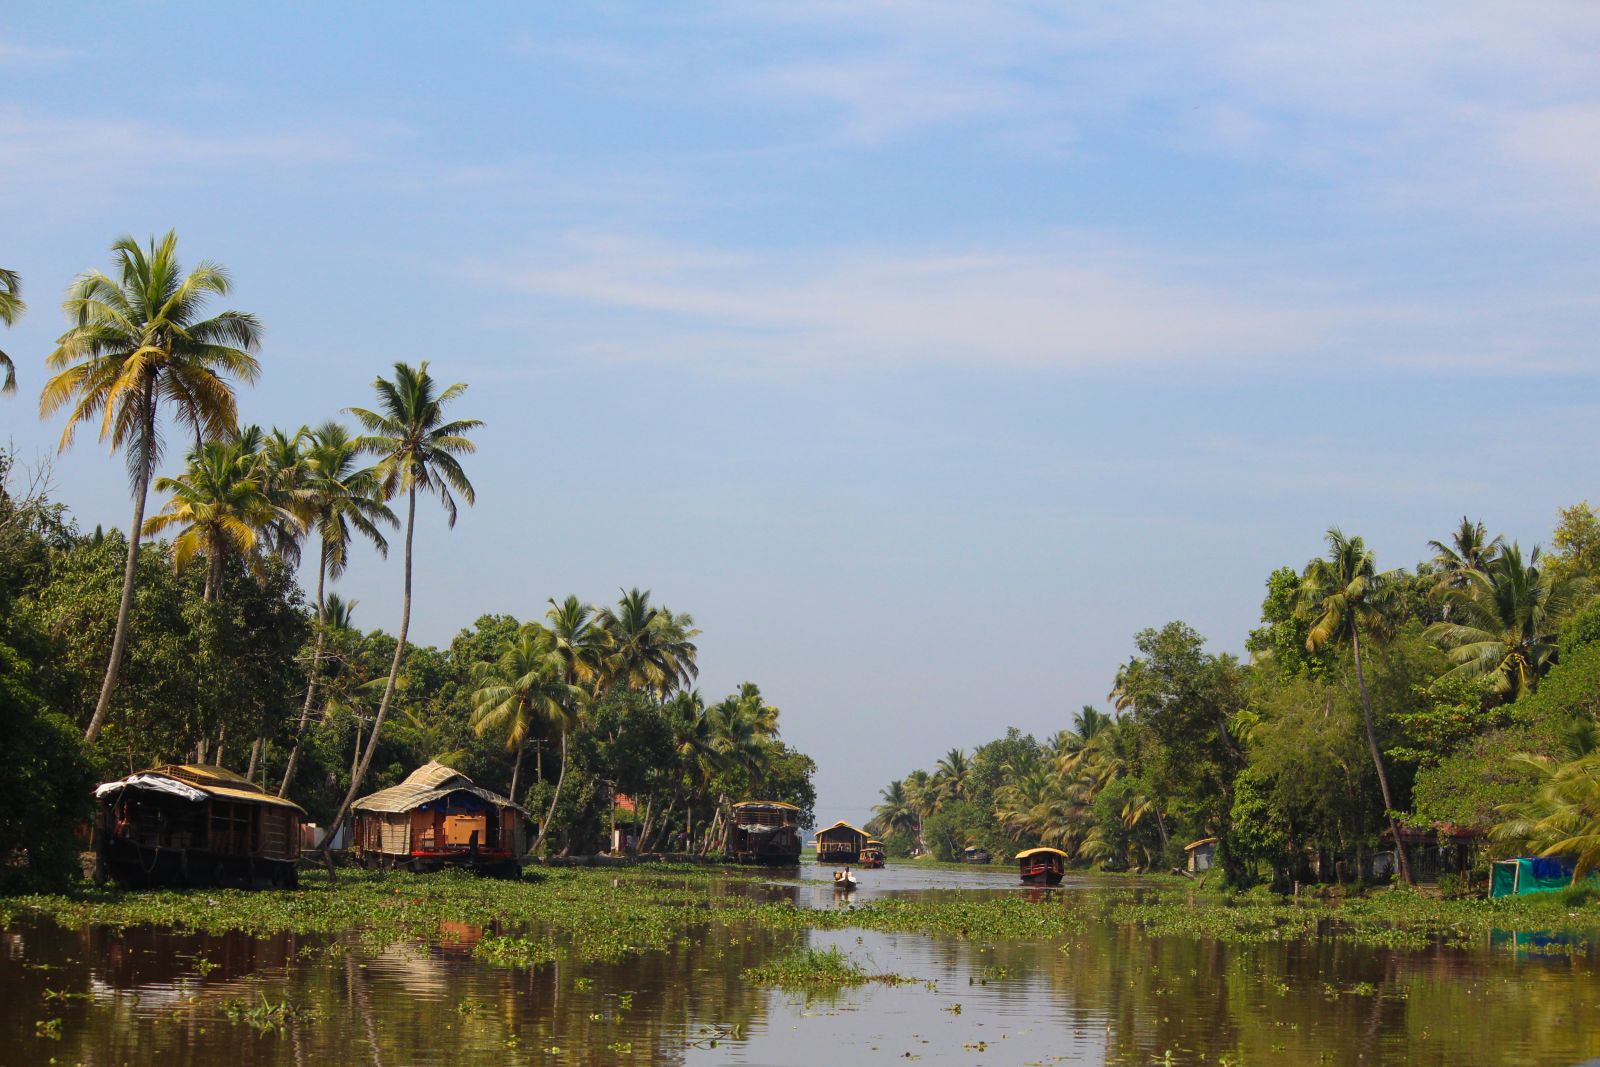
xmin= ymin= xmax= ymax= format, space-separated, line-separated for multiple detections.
xmin=726 ymin=800 xmax=803 ymax=865
xmin=1016 ymin=846 xmax=1066 ymax=886
xmin=351 ymin=761 xmax=526 ymax=875
xmin=963 ymin=846 xmax=992 ymax=865
xmin=94 ymin=764 xmax=305 ymax=888
xmin=814 ymin=820 xmax=869 ymax=864
xmin=860 ymin=838 xmax=886 ymax=868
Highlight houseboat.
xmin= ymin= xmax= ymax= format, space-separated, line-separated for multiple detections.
xmin=94 ymin=764 xmax=304 ymax=888
xmin=963 ymin=846 xmax=992 ymax=865
xmin=860 ymin=839 xmax=886 ymax=868
xmin=351 ymin=761 xmax=526 ymax=875
xmin=727 ymin=800 xmax=803 ymax=865
xmin=813 ymin=820 xmax=869 ymax=864
xmin=1016 ymin=846 xmax=1066 ymax=886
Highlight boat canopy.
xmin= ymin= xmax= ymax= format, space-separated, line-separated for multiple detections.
xmin=96 ymin=764 xmax=305 ymax=813
xmin=1183 ymin=837 xmax=1219 ymax=852
xmin=1015 ymin=847 xmax=1068 ymax=860
xmin=732 ymin=799 xmax=799 ymax=810
xmin=354 ymin=760 xmax=527 ymax=816
xmin=813 ymin=820 xmax=868 ymax=840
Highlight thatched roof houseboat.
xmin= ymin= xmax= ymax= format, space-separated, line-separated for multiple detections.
xmin=726 ymin=800 xmax=802 ymax=865
xmin=351 ymin=761 xmax=527 ymax=874
xmin=813 ymin=820 xmax=868 ymax=864
xmin=94 ymin=764 xmax=304 ymax=888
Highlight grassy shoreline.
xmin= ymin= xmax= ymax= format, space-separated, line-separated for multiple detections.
xmin=6 ymin=866 xmax=1599 ymax=967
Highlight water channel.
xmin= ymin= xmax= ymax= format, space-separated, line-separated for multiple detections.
xmin=4 ymin=860 xmax=1599 ymax=1066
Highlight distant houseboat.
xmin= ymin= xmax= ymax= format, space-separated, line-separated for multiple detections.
xmin=1016 ymin=846 xmax=1066 ymax=885
xmin=814 ymin=821 xmax=869 ymax=864
xmin=963 ymin=846 xmax=992 ymax=865
xmin=94 ymin=764 xmax=304 ymax=888
xmin=351 ymin=762 xmax=526 ymax=875
xmin=727 ymin=800 xmax=803 ymax=865
xmin=860 ymin=838 xmax=886 ymax=868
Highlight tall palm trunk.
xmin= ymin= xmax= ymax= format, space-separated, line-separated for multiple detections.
xmin=509 ymin=734 xmax=525 ymax=807
xmin=278 ymin=557 xmax=328 ymax=796
xmin=531 ymin=732 xmax=567 ymax=856
xmin=85 ymin=386 xmax=156 ymax=744
xmin=1352 ymin=630 xmax=1412 ymax=885
xmin=318 ymin=486 xmax=415 ymax=851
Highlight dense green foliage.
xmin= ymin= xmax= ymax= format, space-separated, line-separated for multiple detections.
xmin=0 ymin=232 xmax=815 ymax=885
xmin=872 ymin=515 xmax=1600 ymax=888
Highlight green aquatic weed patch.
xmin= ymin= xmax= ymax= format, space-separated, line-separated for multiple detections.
xmin=741 ymin=946 xmax=914 ymax=990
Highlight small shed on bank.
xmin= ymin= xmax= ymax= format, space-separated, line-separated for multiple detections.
xmin=1381 ymin=823 xmax=1484 ymax=885
xmin=351 ymin=761 xmax=527 ymax=874
xmin=94 ymin=764 xmax=304 ymax=888
xmin=814 ymin=820 xmax=869 ymax=864
xmin=1185 ymin=837 xmax=1218 ymax=874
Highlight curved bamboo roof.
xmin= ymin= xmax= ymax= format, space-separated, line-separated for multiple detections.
xmin=354 ymin=761 xmax=528 ymax=816
xmin=813 ymin=820 xmax=868 ymax=840
xmin=732 ymin=799 xmax=799 ymax=810
xmin=1015 ymin=847 xmax=1068 ymax=859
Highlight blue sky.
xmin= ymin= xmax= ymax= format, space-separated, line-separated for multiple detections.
xmin=4 ymin=4 xmax=1599 ymax=825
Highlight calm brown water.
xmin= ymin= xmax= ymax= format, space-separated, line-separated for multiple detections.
xmin=5 ymin=861 xmax=1600 ymax=1066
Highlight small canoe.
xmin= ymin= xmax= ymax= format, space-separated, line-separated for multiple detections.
xmin=832 ymin=871 xmax=858 ymax=891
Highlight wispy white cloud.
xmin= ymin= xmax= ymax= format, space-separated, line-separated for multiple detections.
xmin=474 ymin=227 xmax=1599 ymax=377
xmin=0 ymin=109 xmax=411 ymax=194
xmin=732 ymin=3 xmax=1600 ymax=220
xmin=0 ymin=38 xmax=75 ymax=65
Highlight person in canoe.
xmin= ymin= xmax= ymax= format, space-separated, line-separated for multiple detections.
xmin=833 ymin=865 xmax=857 ymax=891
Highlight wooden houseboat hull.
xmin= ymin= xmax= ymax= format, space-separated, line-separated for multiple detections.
xmin=100 ymin=835 xmax=299 ymax=889
xmin=1019 ymin=866 xmax=1063 ymax=886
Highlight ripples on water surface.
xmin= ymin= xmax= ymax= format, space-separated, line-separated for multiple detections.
xmin=5 ymin=859 xmax=1600 ymax=1066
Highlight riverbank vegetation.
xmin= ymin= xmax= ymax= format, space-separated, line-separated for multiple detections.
xmin=9 ymin=866 xmax=1600 ymax=965
xmin=0 ymin=234 xmax=813 ymax=889
xmin=870 ymin=521 xmax=1600 ymax=890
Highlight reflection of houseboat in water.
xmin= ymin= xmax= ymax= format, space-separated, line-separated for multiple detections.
xmin=860 ymin=839 xmax=886 ymax=868
xmin=727 ymin=801 xmax=803 ymax=865
xmin=94 ymin=764 xmax=304 ymax=888
xmin=352 ymin=762 xmax=527 ymax=875
xmin=814 ymin=821 xmax=869 ymax=864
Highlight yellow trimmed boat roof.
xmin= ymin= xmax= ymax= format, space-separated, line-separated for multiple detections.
xmin=813 ymin=820 xmax=868 ymax=839
xmin=1015 ymin=847 xmax=1068 ymax=859
xmin=1183 ymin=837 xmax=1219 ymax=851
xmin=732 ymin=799 xmax=799 ymax=810
xmin=103 ymin=764 xmax=307 ymax=814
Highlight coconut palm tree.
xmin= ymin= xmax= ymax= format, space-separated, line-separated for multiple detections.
xmin=595 ymin=588 xmax=700 ymax=699
xmin=1493 ymin=753 xmax=1600 ymax=880
xmin=1427 ymin=543 xmax=1589 ymax=700
xmin=252 ymin=425 xmax=316 ymax=566
xmin=316 ymin=361 xmax=480 ymax=851
xmin=39 ymin=233 xmax=261 ymax=743
xmin=532 ymin=595 xmax=604 ymax=855
xmin=0 ymin=266 xmax=24 ymax=393
xmin=1299 ymin=527 xmax=1412 ymax=883
xmin=873 ymin=780 xmax=920 ymax=840
xmin=469 ymin=627 xmax=583 ymax=806
xmin=277 ymin=422 xmax=395 ymax=797
xmin=1428 ymin=516 xmax=1504 ymax=608
xmin=903 ymin=768 xmax=935 ymax=850
xmin=141 ymin=438 xmax=291 ymax=601
xmin=933 ymin=748 xmax=970 ymax=807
